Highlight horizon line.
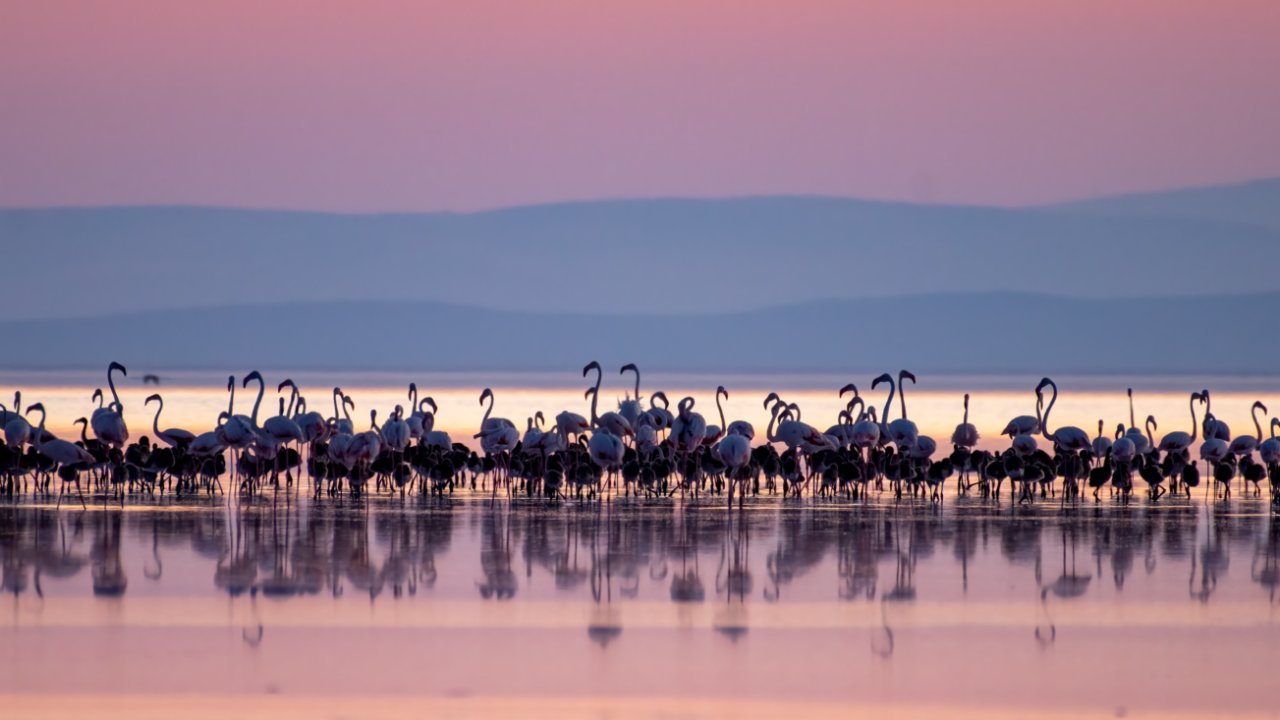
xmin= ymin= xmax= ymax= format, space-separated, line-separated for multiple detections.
xmin=2 ymin=175 xmax=1277 ymax=218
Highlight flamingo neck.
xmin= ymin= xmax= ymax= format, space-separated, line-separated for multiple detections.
xmin=1189 ymin=396 xmax=1198 ymax=442
xmin=1040 ymin=384 xmax=1057 ymax=442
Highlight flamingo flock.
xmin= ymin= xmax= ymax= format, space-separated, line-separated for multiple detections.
xmin=2 ymin=361 xmax=1279 ymax=508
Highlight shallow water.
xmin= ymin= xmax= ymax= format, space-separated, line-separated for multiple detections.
xmin=4 ymin=370 xmax=1280 ymax=718
xmin=2 ymin=489 xmax=1278 ymax=718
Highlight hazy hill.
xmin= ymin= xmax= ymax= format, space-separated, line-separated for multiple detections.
xmin=4 ymin=181 xmax=1280 ymax=321
xmin=2 ymin=293 xmax=1275 ymax=375
xmin=1044 ymin=178 xmax=1280 ymax=231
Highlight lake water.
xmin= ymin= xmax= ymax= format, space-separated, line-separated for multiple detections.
xmin=2 ymin=370 xmax=1279 ymax=718
xmin=2 ymin=492 xmax=1277 ymax=719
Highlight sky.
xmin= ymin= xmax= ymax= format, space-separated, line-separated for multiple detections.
xmin=2 ymin=0 xmax=1279 ymax=212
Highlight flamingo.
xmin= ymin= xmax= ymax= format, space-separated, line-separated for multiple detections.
xmin=717 ymin=386 xmax=754 ymax=439
xmin=909 ymin=434 xmax=937 ymax=460
xmin=1156 ymin=392 xmax=1201 ymax=454
xmin=1200 ymin=437 xmax=1229 ymax=465
xmin=618 ymin=364 xmax=644 ymax=426
xmin=1111 ymin=432 xmax=1137 ymax=465
xmin=1091 ymin=420 xmax=1112 ymax=459
xmin=1227 ymin=402 xmax=1267 ymax=457
xmin=189 ymin=415 xmax=227 ymax=459
xmin=25 ymin=403 xmax=94 ymax=502
xmin=1012 ymin=433 xmax=1038 ymax=455
xmin=766 ymin=398 xmax=825 ymax=452
xmin=1036 ymin=378 xmax=1091 ymax=451
xmin=534 ymin=412 xmax=566 ymax=455
xmin=588 ymin=428 xmax=625 ymax=471
xmin=522 ymin=412 xmax=546 ymax=454
xmin=263 ymin=380 xmax=305 ymax=445
xmin=555 ymin=408 xmax=591 ymax=442
xmin=717 ymin=432 xmax=751 ymax=500
xmin=218 ymin=376 xmax=255 ymax=449
xmin=0 ymin=391 xmax=23 ymax=427
xmin=328 ymin=425 xmax=356 ymax=469
xmin=332 ymin=387 xmax=356 ymax=435
xmin=423 ymin=429 xmax=453 ymax=451
xmin=294 ymin=396 xmax=329 ymax=445
xmin=1201 ymin=390 xmax=1231 ymax=441
xmin=475 ymin=388 xmax=518 ymax=456
xmin=380 ymin=405 xmax=411 ymax=454
xmin=406 ymin=384 xmax=435 ymax=439
xmin=91 ymin=361 xmax=130 ymax=448
xmin=4 ymin=396 xmax=30 ymax=450
xmin=874 ymin=370 xmax=918 ymax=450
xmin=850 ymin=401 xmax=881 ymax=450
xmin=583 ymin=361 xmax=633 ymax=439
xmin=950 ymin=393 xmax=979 ymax=448
xmin=1258 ymin=419 xmax=1280 ymax=466
xmin=144 ymin=394 xmax=195 ymax=448
xmin=672 ymin=397 xmax=707 ymax=453
xmin=642 ymin=392 xmax=674 ymax=434
xmin=347 ymin=411 xmax=383 ymax=469
xmin=1001 ymin=390 xmax=1041 ymax=438
xmin=1124 ymin=389 xmax=1150 ymax=454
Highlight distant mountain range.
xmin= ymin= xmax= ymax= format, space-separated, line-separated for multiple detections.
xmin=3 ymin=177 xmax=1279 ymax=324
xmin=1043 ymin=177 xmax=1280 ymax=231
xmin=2 ymin=293 xmax=1276 ymax=375
xmin=3 ymin=178 xmax=1278 ymax=373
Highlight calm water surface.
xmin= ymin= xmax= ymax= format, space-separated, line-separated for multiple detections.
xmin=3 ymin=371 xmax=1279 ymax=718
xmin=2 ymin=491 xmax=1278 ymax=718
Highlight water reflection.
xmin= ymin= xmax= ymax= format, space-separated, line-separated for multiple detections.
xmin=2 ymin=495 xmax=1277 ymax=629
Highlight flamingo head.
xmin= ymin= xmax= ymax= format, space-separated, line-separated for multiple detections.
xmin=872 ymin=373 xmax=892 ymax=389
xmin=763 ymin=392 xmax=780 ymax=410
xmin=582 ymin=360 xmax=601 ymax=377
xmin=243 ymin=370 xmax=263 ymax=388
xmin=145 ymin=393 xmax=162 ymax=405
xmin=899 ymin=370 xmax=916 ymax=385
xmin=109 ymin=361 xmax=127 ymax=376
xmin=479 ymin=388 xmax=493 ymax=405
xmin=839 ymin=383 xmax=857 ymax=398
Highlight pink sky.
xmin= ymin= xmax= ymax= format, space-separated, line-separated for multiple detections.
xmin=2 ymin=0 xmax=1278 ymax=211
